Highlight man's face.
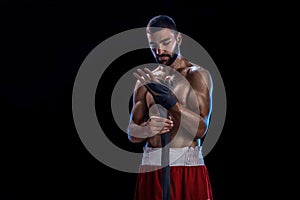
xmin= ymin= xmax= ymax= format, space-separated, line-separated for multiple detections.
xmin=147 ymin=28 xmax=180 ymax=66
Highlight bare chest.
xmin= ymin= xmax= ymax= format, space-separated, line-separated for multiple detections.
xmin=159 ymin=73 xmax=192 ymax=107
xmin=173 ymin=80 xmax=190 ymax=107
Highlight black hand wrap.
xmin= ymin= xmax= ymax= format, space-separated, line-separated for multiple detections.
xmin=145 ymin=82 xmax=177 ymax=110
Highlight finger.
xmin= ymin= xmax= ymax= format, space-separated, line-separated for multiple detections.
xmin=164 ymin=122 xmax=174 ymax=128
xmin=160 ymin=129 xmax=171 ymax=134
xmin=149 ymin=115 xmax=166 ymax=122
xmin=151 ymin=118 xmax=172 ymax=125
xmin=144 ymin=68 xmax=158 ymax=81
xmin=151 ymin=122 xmax=172 ymax=130
xmin=165 ymin=119 xmax=174 ymax=125
xmin=133 ymin=72 xmax=146 ymax=85
xmin=152 ymin=127 xmax=164 ymax=133
xmin=150 ymin=115 xmax=171 ymax=121
xmin=137 ymin=69 xmax=151 ymax=82
xmin=162 ymin=126 xmax=171 ymax=131
xmin=152 ymin=124 xmax=165 ymax=129
xmin=150 ymin=118 xmax=174 ymax=126
xmin=134 ymin=72 xmax=154 ymax=92
xmin=162 ymin=118 xmax=174 ymax=125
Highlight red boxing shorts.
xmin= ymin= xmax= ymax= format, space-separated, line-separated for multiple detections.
xmin=134 ymin=147 xmax=213 ymax=200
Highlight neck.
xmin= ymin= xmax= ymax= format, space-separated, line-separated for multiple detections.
xmin=161 ymin=55 xmax=185 ymax=75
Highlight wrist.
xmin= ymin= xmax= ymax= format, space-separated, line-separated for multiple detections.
xmin=169 ymin=102 xmax=180 ymax=112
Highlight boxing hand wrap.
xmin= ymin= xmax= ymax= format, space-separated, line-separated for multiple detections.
xmin=145 ymin=82 xmax=177 ymax=110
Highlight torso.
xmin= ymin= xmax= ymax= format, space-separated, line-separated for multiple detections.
xmin=146 ymin=61 xmax=201 ymax=148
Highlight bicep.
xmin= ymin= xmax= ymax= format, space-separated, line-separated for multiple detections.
xmin=187 ymin=69 xmax=212 ymax=118
xmin=130 ymin=82 xmax=149 ymax=125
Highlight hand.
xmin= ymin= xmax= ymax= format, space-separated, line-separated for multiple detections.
xmin=133 ymin=68 xmax=177 ymax=110
xmin=147 ymin=115 xmax=174 ymax=136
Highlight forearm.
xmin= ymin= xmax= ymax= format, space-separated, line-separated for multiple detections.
xmin=169 ymin=103 xmax=207 ymax=139
xmin=127 ymin=121 xmax=151 ymax=143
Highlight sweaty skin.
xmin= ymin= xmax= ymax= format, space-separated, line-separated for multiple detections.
xmin=127 ymin=28 xmax=213 ymax=148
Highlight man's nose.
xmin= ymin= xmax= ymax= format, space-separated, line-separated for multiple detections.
xmin=155 ymin=47 xmax=163 ymax=55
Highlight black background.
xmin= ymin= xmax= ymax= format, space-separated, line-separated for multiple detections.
xmin=0 ymin=0 xmax=271 ymax=199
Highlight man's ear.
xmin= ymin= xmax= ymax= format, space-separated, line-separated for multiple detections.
xmin=177 ymin=33 xmax=182 ymax=46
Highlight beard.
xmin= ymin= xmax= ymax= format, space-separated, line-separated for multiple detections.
xmin=155 ymin=45 xmax=179 ymax=66
xmin=156 ymin=52 xmax=178 ymax=66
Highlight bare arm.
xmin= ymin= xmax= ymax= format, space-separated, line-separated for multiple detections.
xmin=169 ymin=68 xmax=213 ymax=139
xmin=127 ymin=81 xmax=149 ymax=143
xmin=127 ymin=81 xmax=173 ymax=143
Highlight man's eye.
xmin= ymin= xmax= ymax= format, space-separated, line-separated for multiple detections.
xmin=163 ymin=41 xmax=170 ymax=46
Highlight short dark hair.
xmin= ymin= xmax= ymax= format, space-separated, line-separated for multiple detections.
xmin=146 ymin=15 xmax=177 ymax=34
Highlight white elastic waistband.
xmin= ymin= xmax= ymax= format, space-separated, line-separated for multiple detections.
xmin=141 ymin=146 xmax=204 ymax=166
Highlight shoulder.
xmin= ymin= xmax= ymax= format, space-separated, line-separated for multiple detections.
xmin=187 ymin=65 xmax=210 ymax=77
xmin=186 ymin=65 xmax=213 ymax=92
